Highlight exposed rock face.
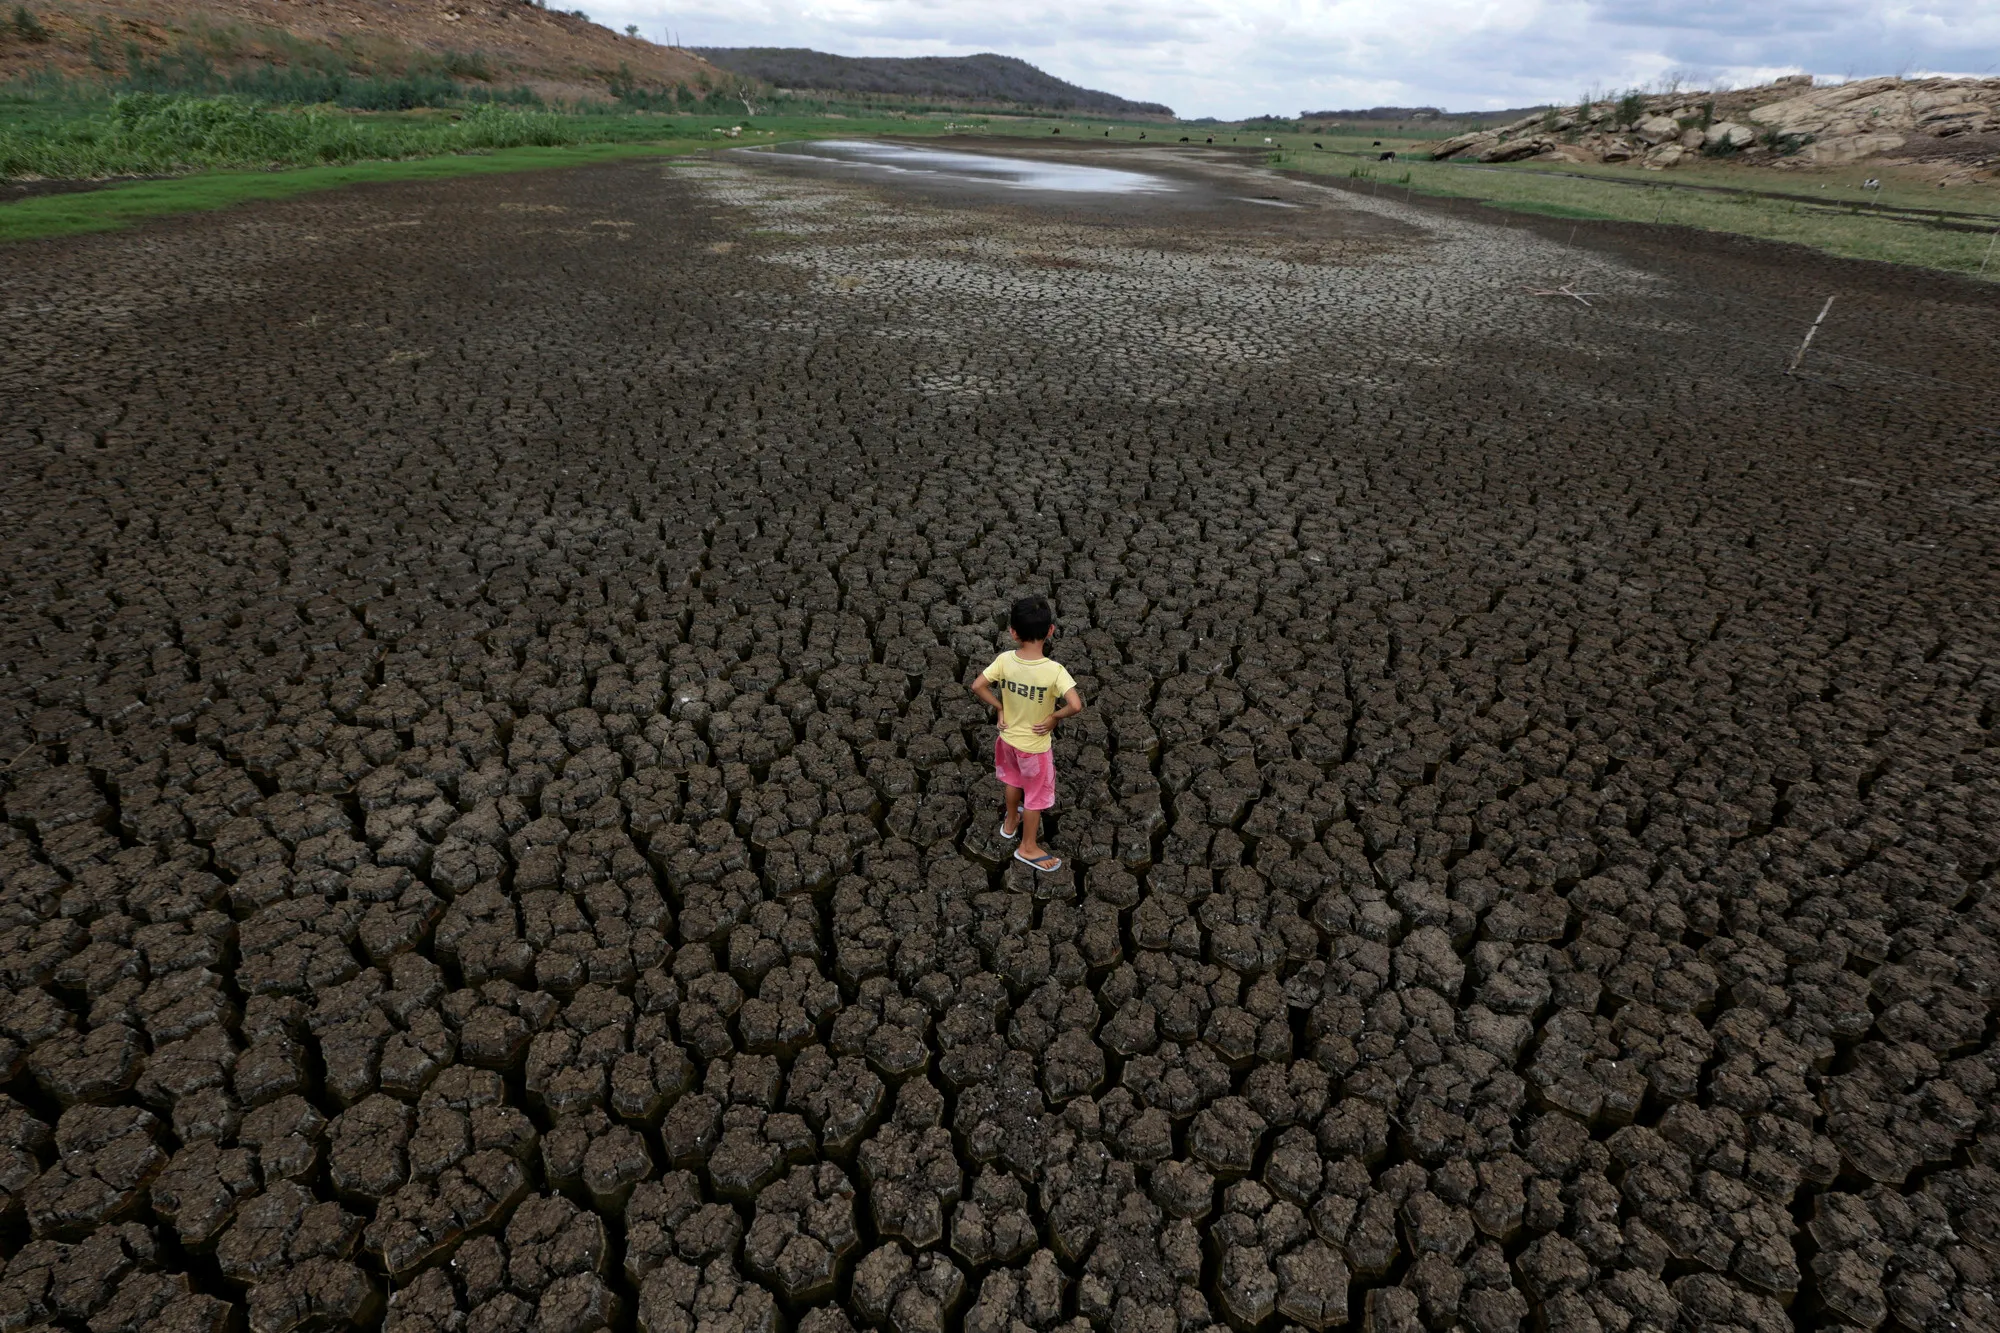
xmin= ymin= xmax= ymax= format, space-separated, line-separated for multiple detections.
xmin=1426 ymin=75 xmax=2000 ymax=172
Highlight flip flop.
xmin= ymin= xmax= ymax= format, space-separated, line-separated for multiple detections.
xmin=1013 ymin=850 xmax=1063 ymax=873
xmin=999 ymin=821 xmax=1021 ymax=841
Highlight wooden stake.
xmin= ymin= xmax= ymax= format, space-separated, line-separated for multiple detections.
xmin=1788 ymin=295 xmax=1836 ymax=374
xmin=1980 ymin=221 xmax=1999 ymax=276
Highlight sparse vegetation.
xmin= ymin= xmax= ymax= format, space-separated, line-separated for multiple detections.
xmin=12 ymin=4 xmax=49 ymax=42
xmin=86 ymin=17 xmax=113 ymax=69
xmin=104 ymin=39 xmax=538 ymax=109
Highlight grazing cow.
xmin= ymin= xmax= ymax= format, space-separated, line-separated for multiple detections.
xmin=1206 ymin=137 xmax=1213 ymax=143
xmin=1378 ymin=151 xmax=1396 ymax=161
xmin=1052 ymin=128 xmax=1061 ymax=134
xmin=1139 ymin=132 xmax=1146 ymax=139
xmin=1179 ymin=136 xmax=1189 ymax=142
xmin=1862 ymin=177 xmax=1880 ymax=190
xmin=1372 ymin=140 xmax=1382 ymax=147
xmin=1313 ymin=142 xmax=1323 ymax=149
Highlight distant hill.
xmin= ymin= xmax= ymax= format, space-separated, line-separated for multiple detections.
xmin=694 ymin=48 xmax=1171 ymax=116
xmin=1302 ymin=106 xmax=1444 ymax=120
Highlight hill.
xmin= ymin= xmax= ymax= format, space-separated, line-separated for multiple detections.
xmin=693 ymin=48 xmax=1170 ymax=116
xmin=1 ymin=0 xmax=735 ymax=102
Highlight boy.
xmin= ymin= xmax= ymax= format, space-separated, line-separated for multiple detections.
xmin=970 ymin=595 xmax=1084 ymax=873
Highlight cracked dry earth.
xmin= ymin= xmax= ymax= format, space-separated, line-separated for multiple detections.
xmin=1 ymin=143 xmax=1998 ymax=1333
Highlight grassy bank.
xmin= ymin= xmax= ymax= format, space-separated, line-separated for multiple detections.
xmin=0 ymin=78 xmax=1192 ymax=243
xmin=0 ymin=139 xmax=716 ymax=241
xmin=1273 ymin=150 xmax=2000 ymax=281
xmin=0 ymin=94 xmax=604 ymax=178
xmin=0 ymin=86 xmax=987 ymax=242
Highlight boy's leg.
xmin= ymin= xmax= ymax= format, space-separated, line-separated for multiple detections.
xmin=1019 ymin=809 xmax=1044 ymax=859
xmin=1002 ymin=784 xmax=1022 ymax=836
xmin=1017 ymin=748 xmax=1058 ymax=864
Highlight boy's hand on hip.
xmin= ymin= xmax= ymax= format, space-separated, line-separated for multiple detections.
xmin=1031 ymin=718 xmax=1056 ymax=735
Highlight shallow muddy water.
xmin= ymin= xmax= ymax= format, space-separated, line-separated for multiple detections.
xmin=744 ymin=138 xmax=1180 ymax=195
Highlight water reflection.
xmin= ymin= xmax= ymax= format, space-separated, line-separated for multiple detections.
xmin=746 ymin=139 xmax=1178 ymax=195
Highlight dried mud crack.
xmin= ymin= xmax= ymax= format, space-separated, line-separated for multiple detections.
xmin=0 ymin=148 xmax=1997 ymax=1333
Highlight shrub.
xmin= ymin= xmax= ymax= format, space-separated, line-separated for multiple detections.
xmin=435 ymin=49 xmax=492 ymax=81
xmin=1616 ymin=90 xmax=1645 ymax=128
xmin=88 ymin=18 xmax=114 ymax=69
xmin=12 ymin=5 xmax=48 ymax=42
xmin=0 ymin=92 xmax=581 ymax=178
xmin=1759 ymin=128 xmax=1813 ymax=156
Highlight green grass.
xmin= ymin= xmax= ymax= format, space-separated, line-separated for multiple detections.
xmin=1489 ymin=200 xmax=1614 ymax=220
xmin=0 ymin=95 xmax=612 ymax=178
xmin=0 ymin=139 xmax=706 ymax=242
xmin=1488 ymin=155 xmax=2000 ymax=222
xmin=1276 ymin=152 xmax=2000 ymax=280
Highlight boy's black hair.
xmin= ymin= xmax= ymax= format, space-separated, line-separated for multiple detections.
xmin=1009 ymin=595 xmax=1054 ymax=643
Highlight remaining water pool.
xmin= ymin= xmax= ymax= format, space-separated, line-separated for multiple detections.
xmin=744 ymin=140 xmax=1179 ymax=195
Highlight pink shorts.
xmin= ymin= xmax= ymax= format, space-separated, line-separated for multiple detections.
xmin=994 ymin=737 xmax=1056 ymax=811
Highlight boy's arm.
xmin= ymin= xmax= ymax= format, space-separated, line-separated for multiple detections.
xmin=1032 ymin=687 xmax=1083 ymax=735
xmin=970 ymin=676 xmax=1002 ymax=718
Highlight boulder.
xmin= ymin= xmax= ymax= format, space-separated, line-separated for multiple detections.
xmin=1633 ymin=115 xmax=1681 ymax=145
xmin=1707 ymin=122 xmax=1757 ymax=150
xmin=1916 ymin=103 xmax=1993 ymax=135
xmin=1478 ymin=138 xmax=1548 ymax=163
xmin=1428 ymin=131 xmax=1497 ymax=161
xmin=1644 ymin=144 xmax=1688 ymax=169
xmin=1795 ymin=133 xmax=1907 ymax=166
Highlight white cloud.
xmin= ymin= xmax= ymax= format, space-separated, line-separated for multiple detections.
xmin=586 ymin=0 xmax=2000 ymax=118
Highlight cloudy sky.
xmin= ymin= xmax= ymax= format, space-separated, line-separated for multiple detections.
xmin=584 ymin=0 xmax=2000 ymax=119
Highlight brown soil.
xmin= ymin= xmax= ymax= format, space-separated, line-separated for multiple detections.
xmin=1 ymin=148 xmax=1995 ymax=1333
xmin=5 ymin=0 xmax=727 ymax=100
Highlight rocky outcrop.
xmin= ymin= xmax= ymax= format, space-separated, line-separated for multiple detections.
xmin=1425 ymin=74 xmax=2000 ymax=173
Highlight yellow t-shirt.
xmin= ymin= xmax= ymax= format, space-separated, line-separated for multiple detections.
xmin=982 ymin=652 xmax=1077 ymax=755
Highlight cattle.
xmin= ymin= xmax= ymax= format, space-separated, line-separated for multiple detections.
xmin=1378 ymin=151 xmax=1396 ymax=161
